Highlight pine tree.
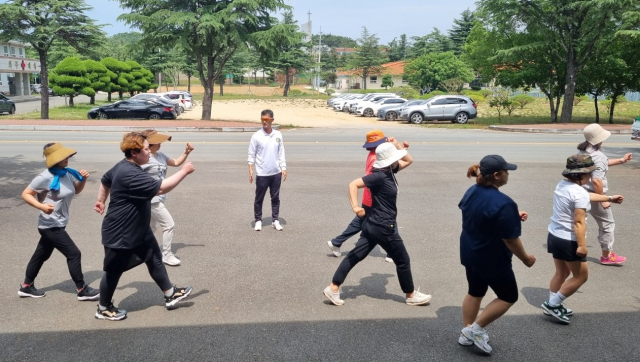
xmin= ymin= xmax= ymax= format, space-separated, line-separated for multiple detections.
xmin=350 ymin=27 xmax=388 ymax=90
xmin=449 ymin=9 xmax=476 ymax=56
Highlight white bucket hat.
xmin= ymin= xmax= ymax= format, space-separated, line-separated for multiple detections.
xmin=373 ymin=142 xmax=407 ymax=168
xmin=583 ymin=123 xmax=611 ymax=145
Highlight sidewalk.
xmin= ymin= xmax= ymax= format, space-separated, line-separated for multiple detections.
xmin=490 ymin=123 xmax=632 ymax=134
xmin=0 ymin=119 xmax=268 ymax=132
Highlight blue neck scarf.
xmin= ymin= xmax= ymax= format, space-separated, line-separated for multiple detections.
xmin=48 ymin=167 xmax=83 ymax=191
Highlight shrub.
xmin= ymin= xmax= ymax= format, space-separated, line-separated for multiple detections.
xmin=470 ymin=85 xmax=482 ymax=91
xmin=505 ymin=101 xmax=520 ymax=116
xmin=288 ymin=89 xmax=303 ymax=96
xmin=512 ymin=94 xmax=536 ymax=109
xmin=393 ymin=86 xmax=419 ymax=99
xmin=479 ymin=89 xmax=492 ymax=98
xmin=573 ymin=95 xmax=589 ymax=106
xmin=325 ymin=89 xmax=335 ymax=96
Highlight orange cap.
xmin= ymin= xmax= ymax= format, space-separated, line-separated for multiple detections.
xmin=363 ymin=130 xmax=387 ymax=148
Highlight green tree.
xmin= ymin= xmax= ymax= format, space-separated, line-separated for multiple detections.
xmin=49 ymin=57 xmax=92 ymax=106
xmin=478 ymin=0 xmax=640 ymax=123
xmin=404 ymin=52 xmax=474 ymax=93
xmin=118 ymin=0 xmax=287 ymax=120
xmin=349 ymin=27 xmax=388 ymax=90
xmin=252 ymin=10 xmax=310 ymax=96
xmin=0 ymin=0 xmax=104 ymax=119
xmin=101 ymin=57 xmax=130 ymax=101
xmin=381 ymin=74 xmax=394 ymax=89
xmin=311 ymin=34 xmax=357 ymax=48
xmin=83 ymin=59 xmax=109 ymax=104
xmin=410 ymin=28 xmax=454 ymax=57
xmin=387 ymin=34 xmax=408 ymax=61
xmin=511 ymin=94 xmax=536 ymax=109
xmin=448 ymin=9 xmax=476 ymax=56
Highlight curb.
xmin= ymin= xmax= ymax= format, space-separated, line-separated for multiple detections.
xmin=489 ymin=125 xmax=632 ymax=134
xmin=0 ymin=125 xmax=273 ymax=132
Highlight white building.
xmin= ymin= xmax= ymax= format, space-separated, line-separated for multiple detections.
xmin=0 ymin=41 xmax=41 ymax=96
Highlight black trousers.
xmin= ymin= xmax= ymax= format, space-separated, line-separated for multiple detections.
xmin=24 ymin=227 xmax=85 ymax=289
xmin=332 ymin=221 xmax=415 ymax=293
xmin=330 ymin=205 xmax=371 ymax=247
xmin=99 ymin=235 xmax=172 ymax=307
xmin=254 ymin=173 xmax=282 ymax=221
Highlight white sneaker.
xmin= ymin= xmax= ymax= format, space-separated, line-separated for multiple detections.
xmin=461 ymin=326 xmax=492 ymax=354
xmin=323 ymin=286 xmax=344 ymax=306
xmin=458 ymin=333 xmax=473 ymax=346
xmin=384 ymin=256 xmax=394 ymax=263
xmin=327 ymin=241 xmax=341 ymax=257
xmin=162 ymin=254 xmax=181 ymax=266
xmin=254 ymin=221 xmax=262 ymax=231
xmin=272 ymin=220 xmax=283 ymax=231
xmin=405 ymin=288 xmax=432 ymax=306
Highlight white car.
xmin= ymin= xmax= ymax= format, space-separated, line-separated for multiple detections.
xmin=356 ymin=97 xmax=407 ymax=117
xmin=350 ymin=95 xmax=399 ymax=114
xmin=333 ymin=95 xmax=363 ymax=111
xmin=160 ymin=91 xmax=193 ymax=110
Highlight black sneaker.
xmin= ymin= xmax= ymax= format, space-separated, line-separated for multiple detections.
xmin=165 ymin=285 xmax=192 ymax=309
xmin=18 ymin=284 xmax=45 ymax=298
xmin=77 ymin=285 xmax=100 ymax=301
xmin=95 ymin=304 xmax=127 ymax=321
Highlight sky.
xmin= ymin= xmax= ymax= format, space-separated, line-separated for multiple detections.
xmin=85 ymin=0 xmax=478 ymax=44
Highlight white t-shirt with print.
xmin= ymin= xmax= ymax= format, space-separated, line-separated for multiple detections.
xmin=141 ymin=151 xmax=169 ymax=203
xmin=548 ymin=180 xmax=591 ymax=241
xmin=28 ymin=169 xmax=78 ymax=229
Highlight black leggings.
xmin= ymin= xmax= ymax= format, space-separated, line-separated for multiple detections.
xmin=332 ymin=221 xmax=414 ymax=293
xmin=465 ymin=266 xmax=519 ymax=304
xmin=24 ymin=227 xmax=85 ymax=289
xmin=99 ymin=238 xmax=172 ymax=306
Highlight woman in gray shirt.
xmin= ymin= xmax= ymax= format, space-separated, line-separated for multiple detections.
xmin=19 ymin=143 xmax=99 ymax=301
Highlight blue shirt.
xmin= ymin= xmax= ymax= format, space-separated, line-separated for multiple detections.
xmin=458 ymin=184 xmax=521 ymax=271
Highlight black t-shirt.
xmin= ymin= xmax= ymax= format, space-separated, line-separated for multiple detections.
xmin=458 ymin=184 xmax=521 ymax=274
xmin=362 ymin=166 xmax=399 ymax=229
xmin=101 ymin=159 xmax=162 ymax=249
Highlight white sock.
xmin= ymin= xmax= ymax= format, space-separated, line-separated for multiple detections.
xmin=471 ymin=322 xmax=485 ymax=332
xmin=549 ymin=291 xmax=555 ymax=301
xmin=549 ymin=292 xmax=566 ymax=306
xmin=164 ymin=287 xmax=174 ymax=297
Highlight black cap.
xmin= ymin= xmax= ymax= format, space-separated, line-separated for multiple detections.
xmin=480 ymin=155 xmax=518 ymax=175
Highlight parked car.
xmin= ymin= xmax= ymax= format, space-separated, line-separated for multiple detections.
xmin=356 ymin=97 xmax=407 ymax=117
xmin=346 ymin=93 xmax=397 ymax=113
xmin=632 ymin=117 xmax=640 ymax=140
xmin=87 ymin=99 xmax=177 ymax=120
xmin=333 ymin=94 xmax=363 ymax=111
xmin=351 ymin=95 xmax=399 ymax=114
xmin=378 ymin=100 xmax=427 ymax=121
xmin=327 ymin=93 xmax=353 ymax=107
xmin=398 ymin=95 xmax=477 ymax=124
xmin=0 ymin=93 xmax=16 ymax=114
xmin=162 ymin=91 xmax=193 ymax=110
xmin=130 ymin=93 xmax=182 ymax=114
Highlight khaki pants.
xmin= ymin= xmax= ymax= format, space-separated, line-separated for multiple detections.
xmin=589 ymin=201 xmax=615 ymax=251
xmin=150 ymin=202 xmax=175 ymax=256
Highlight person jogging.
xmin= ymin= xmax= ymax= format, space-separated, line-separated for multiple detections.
xmin=542 ymin=154 xmax=624 ymax=324
xmin=323 ymin=140 xmax=432 ymax=307
xmin=19 ymin=142 xmax=99 ymax=301
xmin=458 ymin=155 xmax=536 ymax=355
xmin=93 ymin=132 xmax=194 ymax=321
xmin=141 ymin=130 xmax=195 ymax=266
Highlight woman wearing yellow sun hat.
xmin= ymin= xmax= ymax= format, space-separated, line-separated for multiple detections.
xmin=18 ymin=143 xmax=99 ymax=301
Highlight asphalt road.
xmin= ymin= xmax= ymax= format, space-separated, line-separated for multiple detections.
xmin=1 ymin=128 xmax=639 ymax=361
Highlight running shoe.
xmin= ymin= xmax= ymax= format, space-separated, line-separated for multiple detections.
xmin=18 ymin=283 xmax=45 ymax=298
xmin=543 ymin=304 xmax=573 ymax=316
xmin=323 ymin=286 xmax=345 ymax=306
xmin=600 ymin=252 xmax=626 ymax=265
xmin=458 ymin=333 xmax=473 ymax=346
xmin=95 ymin=304 xmax=127 ymax=321
xmin=461 ymin=326 xmax=492 ymax=354
xmin=272 ymin=220 xmax=283 ymax=231
xmin=165 ymin=285 xmax=192 ymax=309
xmin=405 ymin=288 xmax=432 ymax=306
xmin=541 ymin=301 xmax=570 ymax=324
xmin=163 ymin=253 xmax=181 ymax=266
xmin=254 ymin=220 xmax=262 ymax=231
xmin=327 ymin=241 xmax=341 ymax=257
xmin=77 ymin=285 xmax=100 ymax=301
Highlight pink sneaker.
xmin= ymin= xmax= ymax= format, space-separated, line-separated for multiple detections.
xmin=600 ymin=252 xmax=626 ymax=265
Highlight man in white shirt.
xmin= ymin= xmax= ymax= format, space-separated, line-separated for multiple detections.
xmin=248 ymin=109 xmax=287 ymax=231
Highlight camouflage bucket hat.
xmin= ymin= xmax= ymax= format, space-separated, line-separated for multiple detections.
xmin=562 ymin=154 xmax=597 ymax=176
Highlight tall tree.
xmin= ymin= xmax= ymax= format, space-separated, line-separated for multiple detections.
xmin=449 ymin=9 xmax=476 ymax=55
xmin=404 ymin=52 xmax=474 ymax=93
xmin=387 ymin=34 xmax=408 ymax=62
xmin=252 ymin=10 xmax=309 ymax=96
xmin=478 ymin=0 xmax=640 ymax=123
xmin=350 ymin=27 xmax=387 ymax=90
xmin=410 ymin=28 xmax=455 ymax=57
xmin=118 ymin=0 xmax=287 ymax=120
xmin=310 ymin=34 xmax=357 ymax=48
xmin=0 ymin=0 xmax=104 ymax=119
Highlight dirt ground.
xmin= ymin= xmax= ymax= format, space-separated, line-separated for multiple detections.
xmin=179 ymin=99 xmax=406 ymax=128
xmin=160 ymin=83 xmax=316 ymax=97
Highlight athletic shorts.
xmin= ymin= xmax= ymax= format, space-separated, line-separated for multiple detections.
xmin=464 ymin=265 xmax=519 ymax=304
xmin=547 ymin=232 xmax=587 ymax=262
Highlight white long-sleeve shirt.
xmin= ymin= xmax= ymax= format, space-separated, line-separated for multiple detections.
xmin=247 ymin=128 xmax=286 ymax=176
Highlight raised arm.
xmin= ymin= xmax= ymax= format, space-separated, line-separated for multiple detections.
xmin=73 ymin=170 xmax=90 ymax=195
xmin=387 ymin=137 xmax=412 ymax=171
xmin=167 ymin=143 xmax=194 ymax=167
xmin=157 ymin=161 xmax=195 ymax=195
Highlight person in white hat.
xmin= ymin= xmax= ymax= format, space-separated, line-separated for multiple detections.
xmin=323 ymin=138 xmax=432 ymax=307
xmin=18 ymin=143 xmax=99 ymax=301
xmin=141 ymin=130 xmax=195 ymax=267
xmin=577 ymin=123 xmax=632 ymax=265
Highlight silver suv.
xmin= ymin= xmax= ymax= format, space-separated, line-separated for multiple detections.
xmin=399 ymin=95 xmax=477 ymax=124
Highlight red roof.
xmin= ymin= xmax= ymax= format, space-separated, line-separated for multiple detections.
xmin=336 ymin=60 xmax=407 ymax=76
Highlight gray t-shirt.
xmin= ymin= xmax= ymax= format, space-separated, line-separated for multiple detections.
xmin=580 ymin=146 xmax=608 ymax=193
xmin=28 ymin=169 xmax=78 ymax=229
xmin=141 ymin=152 xmax=169 ymax=203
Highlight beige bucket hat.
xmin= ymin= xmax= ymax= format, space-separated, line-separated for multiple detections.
xmin=583 ymin=123 xmax=611 ymax=145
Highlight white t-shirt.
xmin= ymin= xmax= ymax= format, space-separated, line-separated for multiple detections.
xmin=141 ymin=152 xmax=169 ymax=203
xmin=28 ymin=169 xmax=78 ymax=229
xmin=548 ymin=180 xmax=591 ymax=241
xmin=247 ymin=129 xmax=286 ymax=176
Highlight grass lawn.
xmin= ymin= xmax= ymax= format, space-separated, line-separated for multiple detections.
xmin=4 ymin=101 xmax=112 ymax=120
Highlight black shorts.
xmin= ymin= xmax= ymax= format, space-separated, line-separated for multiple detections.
xmin=464 ymin=265 xmax=519 ymax=304
xmin=547 ymin=232 xmax=586 ymax=262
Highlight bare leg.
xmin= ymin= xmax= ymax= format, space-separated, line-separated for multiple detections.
xmin=549 ymin=258 xmax=571 ymax=293
xmin=462 ymin=294 xmax=482 ymax=326
xmin=475 ymin=298 xmax=514 ymax=328
xmin=557 ymin=261 xmax=589 ymax=298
